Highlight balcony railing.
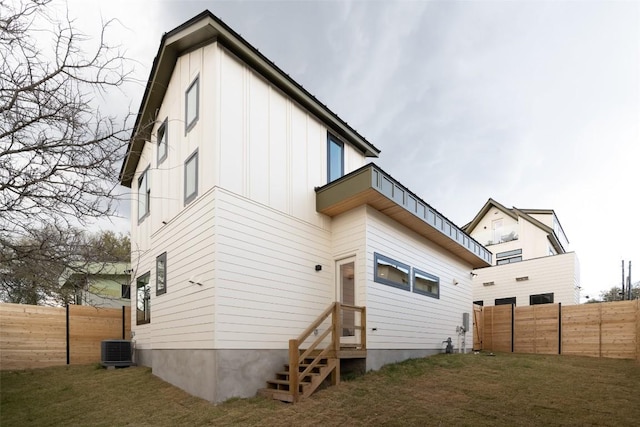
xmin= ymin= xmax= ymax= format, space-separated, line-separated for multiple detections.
xmin=473 ymin=224 xmax=519 ymax=246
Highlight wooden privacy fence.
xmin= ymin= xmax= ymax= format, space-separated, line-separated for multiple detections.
xmin=0 ymin=303 xmax=130 ymax=370
xmin=474 ymin=300 xmax=640 ymax=360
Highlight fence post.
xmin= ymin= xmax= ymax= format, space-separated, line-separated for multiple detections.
xmin=511 ymin=304 xmax=515 ymax=353
xmin=558 ymin=303 xmax=562 ymax=355
xmin=66 ymin=304 xmax=70 ymax=365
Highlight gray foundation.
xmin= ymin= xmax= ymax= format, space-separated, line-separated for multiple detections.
xmin=135 ymin=348 xmax=287 ymax=404
xmin=135 ymin=348 xmax=446 ymax=404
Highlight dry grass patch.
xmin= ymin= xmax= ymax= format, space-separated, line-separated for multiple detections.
xmin=1 ymin=353 xmax=639 ymax=426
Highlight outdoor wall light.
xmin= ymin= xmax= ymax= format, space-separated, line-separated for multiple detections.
xmin=315 ymin=264 xmax=322 ymax=271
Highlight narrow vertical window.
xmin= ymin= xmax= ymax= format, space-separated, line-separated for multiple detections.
xmin=137 ymin=167 xmax=150 ymax=221
xmin=185 ymin=76 xmax=199 ymax=132
xmin=327 ymin=134 xmax=344 ymax=182
xmin=156 ymin=252 xmax=167 ymax=295
xmin=157 ymin=119 xmax=168 ymax=164
xmin=136 ymin=272 xmax=151 ymax=325
xmin=184 ymin=150 xmax=198 ymax=205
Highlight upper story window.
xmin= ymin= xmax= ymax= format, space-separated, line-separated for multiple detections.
xmin=185 ymin=76 xmax=199 ymax=132
xmin=496 ymin=249 xmax=522 ymax=265
xmin=137 ymin=166 xmax=150 ymax=221
xmin=184 ymin=150 xmax=198 ymax=205
xmin=327 ymin=134 xmax=344 ymax=182
xmin=157 ymin=119 xmax=168 ymax=164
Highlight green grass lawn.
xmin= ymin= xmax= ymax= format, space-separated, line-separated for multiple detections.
xmin=1 ymin=353 xmax=639 ymax=426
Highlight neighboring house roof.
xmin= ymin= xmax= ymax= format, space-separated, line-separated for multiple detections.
xmin=462 ymin=198 xmax=566 ymax=254
xmin=119 ymin=10 xmax=381 ymax=187
xmin=58 ymin=262 xmax=131 ymax=287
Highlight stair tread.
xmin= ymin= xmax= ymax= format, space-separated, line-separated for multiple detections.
xmin=267 ymin=379 xmax=311 ymax=386
xmin=276 ymin=371 xmax=320 ymax=376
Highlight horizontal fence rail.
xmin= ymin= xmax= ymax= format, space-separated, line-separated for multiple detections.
xmin=474 ymin=300 xmax=640 ymax=361
xmin=0 ymin=303 xmax=130 ymax=370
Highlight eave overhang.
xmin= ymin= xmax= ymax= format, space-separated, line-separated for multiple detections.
xmin=316 ymin=164 xmax=492 ymax=269
xmin=119 ymin=11 xmax=380 ymax=187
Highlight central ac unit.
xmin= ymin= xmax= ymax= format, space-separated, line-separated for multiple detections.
xmin=101 ymin=340 xmax=132 ymax=368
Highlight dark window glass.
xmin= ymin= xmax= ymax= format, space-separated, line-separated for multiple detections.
xmin=495 ymin=297 xmax=516 ymax=306
xmin=136 ymin=273 xmax=151 ymax=325
xmin=156 ymin=252 xmax=167 ymax=295
xmin=374 ymin=253 xmax=410 ymax=290
xmin=530 ymin=293 xmax=554 ymax=305
xmin=413 ymin=269 xmax=439 ymax=298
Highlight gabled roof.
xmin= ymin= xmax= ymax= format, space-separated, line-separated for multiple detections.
xmin=119 ymin=10 xmax=381 ymax=187
xmin=59 ymin=262 xmax=131 ymax=287
xmin=462 ymin=198 xmax=566 ymax=254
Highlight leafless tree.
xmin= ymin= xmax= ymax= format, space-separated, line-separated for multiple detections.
xmin=0 ymin=0 xmax=132 ymax=238
xmin=0 ymin=0 xmax=133 ymax=303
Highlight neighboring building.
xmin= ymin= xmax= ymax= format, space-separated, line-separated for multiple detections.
xmin=462 ymin=199 xmax=580 ymax=307
xmin=119 ymin=10 xmax=491 ymax=404
xmin=59 ymin=262 xmax=131 ymax=308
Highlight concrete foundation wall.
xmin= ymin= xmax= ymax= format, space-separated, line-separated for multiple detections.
xmin=135 ymin=348 xmax=288 ymax=404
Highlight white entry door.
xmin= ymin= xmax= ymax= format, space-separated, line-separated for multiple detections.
xmin=336 ymin=257 xmax=356 ymax=343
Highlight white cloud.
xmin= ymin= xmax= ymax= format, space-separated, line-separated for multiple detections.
xmin=64 ymin=0 xmax=639 ymax=298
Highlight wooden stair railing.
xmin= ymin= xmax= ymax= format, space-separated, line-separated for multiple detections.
xmin=258 ymin=302 xmax=366 ymax=403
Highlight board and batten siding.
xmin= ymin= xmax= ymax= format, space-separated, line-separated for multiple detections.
xmin=216 ymin=45 xmax=366 ymax=227
xmin=131 ymin=189 xmax=216 ymax=350
xmin=472 ymin=252 xmax=580 ymax=307
xmin=364 ymin=207 xmax=474 ymax=350
xmin=213 ymin=189 xmax=334 ymax=349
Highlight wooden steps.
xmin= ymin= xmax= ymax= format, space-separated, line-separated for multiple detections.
xmin=257 ymin=302 xmax=367 ymax=403
xmin=258 ymin=356 xmax=337 ymax=402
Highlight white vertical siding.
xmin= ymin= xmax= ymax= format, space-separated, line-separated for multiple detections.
xmin=364 ymin=207 xmax=474 ymax=350
xmin=217 ymin=46 xmax=367 ymax=227
xmin=472 ymin=252 xmax=579 ymax=306
xmin=213 ymin=189 xmax=333 ymax=349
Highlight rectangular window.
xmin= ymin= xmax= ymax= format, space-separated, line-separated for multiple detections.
xmin=137 ymin=166 xmax=150 ymax=221
xmin=184 ymin=150 xmax=198 ymax=204
xmin=413 ymin=268 xmax=440 ymax=299
xmin=495 ymin=297 xmax=516 ymax=306
xmin=156 ymin=252 xmax=167 ymax=295
xmin=185 ymin=76 xmax=199 ymax=132
xmin=374 ymin=253 xmax=410 ymax=291
xmin=136 ymin=273 xmax=151 ymax=325
xmin=496 ymin=248 xmax=522 ymax=265
xmin=530 ymin=293 xmax=554 ymax=305
xmin=157 ymin=119 xmax=168 ymax=164
xmin=121 ymin=284 xmax=131 ymax=299
xmin=327 ymin=134 xmax=344 ymax=182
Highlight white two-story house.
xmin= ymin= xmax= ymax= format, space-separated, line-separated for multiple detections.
xmin=119 ymin=10 xmax=491 ymax=403
xmin=463 ymin=198 xmax=580 ymax=307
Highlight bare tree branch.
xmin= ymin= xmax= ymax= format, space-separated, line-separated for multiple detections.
xmin=0 ymin=0 xmax=134 ymax=304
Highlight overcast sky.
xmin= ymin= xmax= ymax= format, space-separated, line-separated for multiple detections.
xmin=68 ymin=0 xmax=639 ymax=300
